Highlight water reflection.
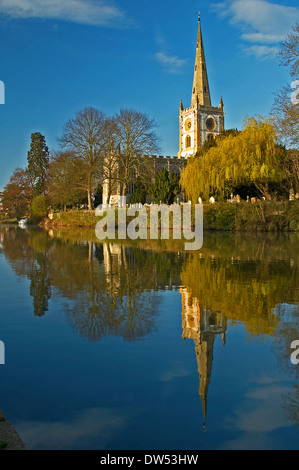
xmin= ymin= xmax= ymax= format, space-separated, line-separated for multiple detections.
xmin=181 ymin=288 xmax=227 ymax=429
xmin=1 ymin=225 xmax=298 ymax=434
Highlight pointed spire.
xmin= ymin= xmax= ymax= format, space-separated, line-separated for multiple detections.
xmin=180 ymin=99 xmax=184 ymax=111
xmin=191 ymin=13 xmax=211 ymax=108
xmin=219 ymin=96 xmax=224 ymax=110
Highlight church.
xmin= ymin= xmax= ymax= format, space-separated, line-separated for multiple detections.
xmin=178 ymin=13 xmax=225 ymax=157
xmin=103 ymin=14 xmax=225 ymax=205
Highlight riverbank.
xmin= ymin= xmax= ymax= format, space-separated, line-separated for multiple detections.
xmin=43 ymin=200 xmax=299 ymax=232
xmin=0 ymin=218 xmax=18 ymax=224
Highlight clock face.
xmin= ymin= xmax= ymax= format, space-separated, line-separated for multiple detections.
xmin=206 ymin=117 xmax=216 ymax=131
xmin=185 ymin=119 xmax=192 ymax=131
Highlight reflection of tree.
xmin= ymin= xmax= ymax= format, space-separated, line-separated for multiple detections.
xmin=180 ymin=233 xmax=298 ymax=428
xmin=64 ymin=288 xmax=160 ymax=342
xmin=28 ymin=256 xmax=51 ymax=316
xmin=181 ymin=254 xmax=298 ymax=339
xmin=271 ymin=303 xmax=299 ymax=427
xmin=1 ymin=228 xmax=52 ymax=316
xmin=60 ymin=243 xmax=168 ymax=342
xmin=2 ymin=227 xmax=185 ymax=342
xmin=2 ymin=226 xmax=299 ymax=427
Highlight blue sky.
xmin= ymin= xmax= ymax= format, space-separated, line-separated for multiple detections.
xmin=0 ymin=0 xmax=298 ymax=190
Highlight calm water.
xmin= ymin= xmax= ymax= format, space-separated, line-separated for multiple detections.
xmin=0 ymin=225 xmax=298 ymax=450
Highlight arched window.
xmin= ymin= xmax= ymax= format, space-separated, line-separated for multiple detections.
xmin=207 ymin=133 xmax=215 ymax=142
xmin=185 ymin=135 xmax=191 ymax=148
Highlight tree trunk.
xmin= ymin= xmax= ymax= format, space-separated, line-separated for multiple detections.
xmin=87 ymin=189 xmax=92 ymax=210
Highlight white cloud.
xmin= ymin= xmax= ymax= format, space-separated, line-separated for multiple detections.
xmin=243 ymin=44 xmax=279 ymax=60
xmin=154 ymin=52 xmax=187 ymax=74
xmin=241 ymin=32 xmax=284 ymax=44
xmin=212 ymin=0 xmax=299 ymax=59
xmin=218 ymin=377 xmax=293 ymax=450
xmin=0 ymin=0 xmax=131 ymax=27
xmin=16 ymin=406 xmax=133 ymax=449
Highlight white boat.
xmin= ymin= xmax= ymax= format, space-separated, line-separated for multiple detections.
xmin=18 ymin=217 xmax=28 ymax=228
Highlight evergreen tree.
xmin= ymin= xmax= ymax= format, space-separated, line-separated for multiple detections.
xmin=27 ymin=132 xmax=50 ymax=196
xmin=150 ymin=168 xmax=180 ymax=204
xmin=130 ymin=179 xmax=148 ymax=204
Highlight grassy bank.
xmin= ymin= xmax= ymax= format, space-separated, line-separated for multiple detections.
xmin=0 ymin=218 xmax=18 ymax=224
xmin=204 ymin=200 xmax=299 ymax=231
xmin=44 ymin=200 xmax=299 ymax=232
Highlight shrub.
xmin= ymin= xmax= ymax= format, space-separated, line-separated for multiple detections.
xmin=30 ymin=195 xmax=49 ymax=223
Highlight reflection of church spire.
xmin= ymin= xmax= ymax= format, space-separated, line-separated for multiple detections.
xmin=181 ymin=287 xmax=227 ymax=429
xmin=194 ymin=332 xmax=215 ymax=430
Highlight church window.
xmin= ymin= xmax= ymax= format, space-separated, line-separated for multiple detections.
xmin=207 ymin=133 xmax=215 ymax=142
xmin=206 ymin=117 xmax=216 ymax=131
xmin=185 ymin=135 xmax=191 ymax=148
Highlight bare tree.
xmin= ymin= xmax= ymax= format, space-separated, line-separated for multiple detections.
xmin=113 ymin=109 xmax=160 ymax=196
xmin=278 ymin=22 xmax=299 ymax=78
xmin=282 ymin=149 xmax=299 ymax=193
xmin=272 ymin=84 xmax=299 ymax=149
xmin=100 ymin=117 xmax=120 ymax=204
xmin=48 ymin=151 xmax=87 ymax=209
xmin=58 ymin=107 xmax=107 ymax=210
xmin=271 ymin=23 xmax=299 ymax=150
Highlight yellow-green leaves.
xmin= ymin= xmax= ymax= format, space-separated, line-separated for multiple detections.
xmin=180 ymin=117 xmax=282 ymax=202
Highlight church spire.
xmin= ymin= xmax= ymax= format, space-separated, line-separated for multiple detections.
xmin=191 ymin=13 xmax=211 ymax=108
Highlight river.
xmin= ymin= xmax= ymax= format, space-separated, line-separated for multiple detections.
xmin=0 ymin=225 xmax=298 ymax=450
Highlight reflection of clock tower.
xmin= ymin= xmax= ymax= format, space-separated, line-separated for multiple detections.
xmin=178 ymin=14 xmax=224 ymax=158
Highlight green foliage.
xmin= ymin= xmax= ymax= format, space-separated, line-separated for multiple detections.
xmin=203 ymin=200 xmax=298 ymax=232
xmin=130 ymin=179 xmax=148 ymax=204
xmin=48 ymin=151 xmax=87 ymax=209
xmin=0 ymin=440 xmax=8 ymax=449
xmin=27 ymin=132 xmax=49 ymax=196
xmin=180 ymin=117 xmax=283 ymax=203
xmin=195 ymin=128 xmax=240 ymax=157
xmin=1 ymin=167 xmax=33 ymax=219
xmin=30 ymin=195 xmax=49 ymax=223
xmin=51 ymin=210 xmax=101 ymax=227
xmin=150 ymin=169 xmax=180 ymax=204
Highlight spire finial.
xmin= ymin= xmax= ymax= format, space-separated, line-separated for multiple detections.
xmin=198 ymin=11 xmax=200 ymax=21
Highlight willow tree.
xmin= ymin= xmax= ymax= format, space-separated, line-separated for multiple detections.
xmin=180 ymin=117 xmax=282 ymax=202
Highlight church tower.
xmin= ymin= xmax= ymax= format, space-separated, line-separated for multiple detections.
xmin=178 ymin=13 xmax=225 ymax=158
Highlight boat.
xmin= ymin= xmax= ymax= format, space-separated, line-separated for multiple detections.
xmin=18 ymin=217 xmax=28 ymax=228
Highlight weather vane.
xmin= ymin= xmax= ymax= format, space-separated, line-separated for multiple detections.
xmin=198 ymin=11 xmax=200 ymax=20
